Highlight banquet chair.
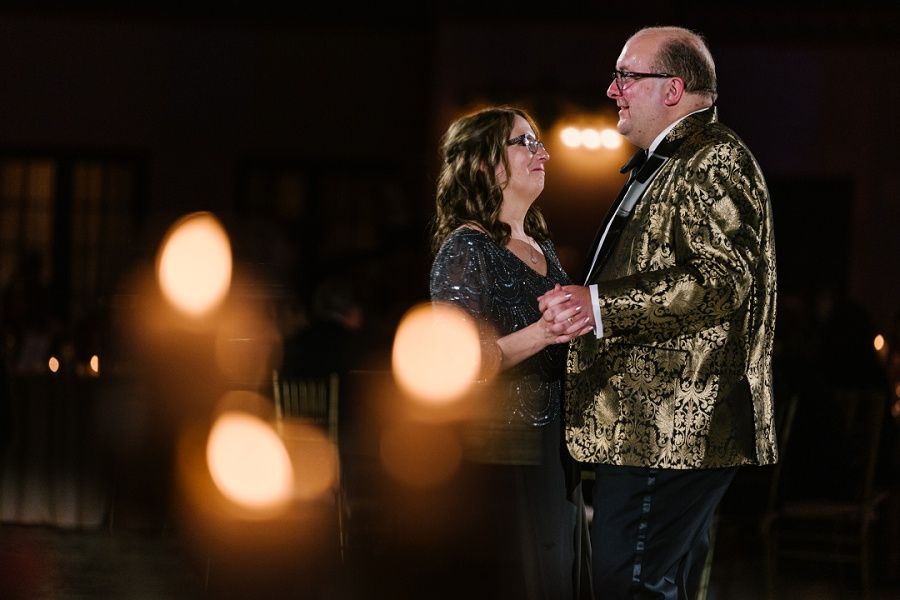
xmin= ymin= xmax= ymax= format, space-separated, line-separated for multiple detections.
xmin=271 ymin=370 xmax=346 ymax=561
xmin=685 ymin=393 xmax=802 ymax=600
xmin=272 ymin=370 xmax=340 ymax=443
xmin=758 ymin=393 xmax=800 ymax=599
xmin=761 ymin=389 xmax=888 ymax=599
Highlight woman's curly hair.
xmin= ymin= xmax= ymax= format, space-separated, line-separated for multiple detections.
xmin=431 ymin=105 xmax=549 ymax=254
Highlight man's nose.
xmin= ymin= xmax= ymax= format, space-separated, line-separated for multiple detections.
xmin=606 ymin=79 xmax=620 ymax=99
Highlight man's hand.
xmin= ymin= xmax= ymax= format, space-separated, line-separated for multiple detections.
xmin=538 ymin=284 xmax=594 ymax=339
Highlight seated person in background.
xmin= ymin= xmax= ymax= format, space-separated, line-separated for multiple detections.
xmin=279 ymin=276 xmax=366 ymax=379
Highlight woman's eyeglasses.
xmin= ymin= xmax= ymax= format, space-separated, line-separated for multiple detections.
xmin=507 ymin=133 xmax=546 ymax=155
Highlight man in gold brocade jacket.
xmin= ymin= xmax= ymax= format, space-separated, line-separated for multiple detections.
xmin=540 ymin=26 xmax=777 ymax=599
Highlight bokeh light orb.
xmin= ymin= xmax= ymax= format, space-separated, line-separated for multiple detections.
xmin=380 ymin=421 xmax=462 ymax=489
xmin=392 ymin=302 xmax=480 ymax=404
xmin=581 ymin=128 xmax=603 ymax=150
xmin=214 ymin=307 xmax=281 ymax=388
xmin=157 ymin=212 xmax=232 ymax=317
xmin=599 ymin=128 xmax=623 ymax=149
xmin=279 ymin=422 xmax=340 ymax=501
xmin=560 ymin=126 xmax=581 ymax=148
xmin=206 ymin=411 xmax=292 ymax=510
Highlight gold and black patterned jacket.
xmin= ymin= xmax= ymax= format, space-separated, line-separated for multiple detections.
xmin=566 ymin=108 xmax=778 ymax=469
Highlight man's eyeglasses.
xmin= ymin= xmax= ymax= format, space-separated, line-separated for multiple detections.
xmin=507 ymin=133 xmax=546 ymax=155
xmin=612 ymin=70 xmax=673 ymax=92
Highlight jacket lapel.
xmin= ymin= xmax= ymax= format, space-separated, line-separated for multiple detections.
xmin=582 ymin=108 xmax=717 ymax=284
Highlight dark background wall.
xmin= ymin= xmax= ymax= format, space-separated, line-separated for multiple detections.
xmin=0 ymin=3 xmax=898 ymax=352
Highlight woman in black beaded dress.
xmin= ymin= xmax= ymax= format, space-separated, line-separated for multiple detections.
xmin=429 ymin=106 xmax=594 ymax=599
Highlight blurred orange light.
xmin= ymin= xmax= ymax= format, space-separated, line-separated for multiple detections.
xmin=560 ymin=127 xmax=581 ymax=148
xmin=557 ymin=125 xmax=623 ymax=151
xmin=279 ymin=422 xmax=340 ymax=501
xmin=48 ymin=356 xmax=60 ymax=373
xmin=214 ymin=307 xmax=280 ymax=388
xmin=89 ymin=354 xmax=99 ymax=374
xmin=581 ymin=128 xmax=602 ymax=150
xmin=380 ymin=421 xmax=461 ymax=489
xmin=157 ymin=212 xmax=232 ymax=317
xmin=600 ymin=128 xmax=623 ymax=149
xmin=206 ymin=412 xmax=292 ymax=511
xmin=874 ymin=334 xmax=885 ymax=352
xmin=392 ymin=302 xmax=480 ymax=404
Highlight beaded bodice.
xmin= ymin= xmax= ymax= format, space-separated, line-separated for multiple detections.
xmin=430 ymin=227 xmax=571 ymax=426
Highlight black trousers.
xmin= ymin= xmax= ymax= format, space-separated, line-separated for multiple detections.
xmin=590 ymin=464 xmax=737 ymax=600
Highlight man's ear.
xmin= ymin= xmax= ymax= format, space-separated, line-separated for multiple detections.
xmin=663 ymin=77 xmax=686 ymax=106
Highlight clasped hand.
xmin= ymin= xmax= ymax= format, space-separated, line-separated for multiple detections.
xmin=538 ymin=284 xmax=594 ymax=341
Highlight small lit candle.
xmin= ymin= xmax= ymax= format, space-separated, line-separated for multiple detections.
xmin=874 ymin=334 xmax=888 ymax=363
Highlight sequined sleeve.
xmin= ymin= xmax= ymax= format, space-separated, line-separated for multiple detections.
xmin=429 ymin=229 xmax=495 ymax=321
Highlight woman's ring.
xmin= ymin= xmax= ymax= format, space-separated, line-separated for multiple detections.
xmin=567 ymin=317 xmax=573 ymax=324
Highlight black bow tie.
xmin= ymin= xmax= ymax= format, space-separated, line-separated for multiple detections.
xmin=619 ymin=149 xmax=648 ymax=174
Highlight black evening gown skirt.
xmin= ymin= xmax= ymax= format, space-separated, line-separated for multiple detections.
xmin=435 ymin=412 xmax=581 ymax=600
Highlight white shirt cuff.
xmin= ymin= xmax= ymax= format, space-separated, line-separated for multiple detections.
xmin=589 ymin=284 xmax=604 ymax=339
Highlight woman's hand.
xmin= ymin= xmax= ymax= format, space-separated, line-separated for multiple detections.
xmin=538 ymin=283 xmax=594 ymax=342
xmin=494 ymin=284 xmax=593 ymax=370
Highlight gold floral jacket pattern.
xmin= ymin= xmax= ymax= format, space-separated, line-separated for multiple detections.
xmin=566 ymin=108 xmax=778 ymax=469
